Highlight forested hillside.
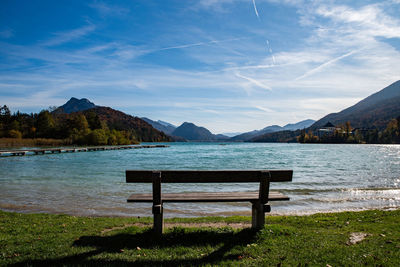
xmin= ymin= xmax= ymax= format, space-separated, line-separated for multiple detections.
xmin=310 ymin=80 xmax=400 ymax=129
xmin=0 ymin=104 xmax=170 ymax=146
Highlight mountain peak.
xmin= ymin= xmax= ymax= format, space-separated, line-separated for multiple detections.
xmin=181 ymin=122 xmax=196 ymax=127
xmin=54 ymin=97 xmax=96 ymax=114
xmin=172 ymin=122 xmax=219 ymax=141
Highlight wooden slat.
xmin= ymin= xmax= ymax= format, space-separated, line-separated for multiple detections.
xmin=126 ymin=170 xmax=292 ymax=183
xmin=127 ymin=191 xmax=289 ymax=202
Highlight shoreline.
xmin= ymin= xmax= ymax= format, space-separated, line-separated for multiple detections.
xmin=1 ymin=205 xmax=398 ymax=219
xmin=0 ymin=144 xmax=169 ymax=157
xmin=0 ymin=137 xmax=145 ymax=149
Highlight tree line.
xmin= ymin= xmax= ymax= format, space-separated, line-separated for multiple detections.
xmin=0 ymin=105 xmax=137 ymax=145
xmin=297 ymin=118 xmax=400 ymax=144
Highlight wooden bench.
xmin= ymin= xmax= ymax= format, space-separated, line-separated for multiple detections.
xmin=126 ymin=170 xmax=292 ymax=234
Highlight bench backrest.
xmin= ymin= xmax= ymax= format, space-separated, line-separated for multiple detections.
xmin=126 ymin=170 xmax=293 ymax=183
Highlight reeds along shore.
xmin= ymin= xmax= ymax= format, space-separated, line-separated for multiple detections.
xmin=0 ymin=138 xmax=70 ymax=148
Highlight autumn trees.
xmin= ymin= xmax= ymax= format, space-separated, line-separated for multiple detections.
xmin=297 ymin=119 xmax=400 ymax=144
xmin=0 ymin=106 xmax=137 ymax=145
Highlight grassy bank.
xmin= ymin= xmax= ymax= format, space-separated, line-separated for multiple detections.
xmin=1 ymin=209 xmax=399 ymax=266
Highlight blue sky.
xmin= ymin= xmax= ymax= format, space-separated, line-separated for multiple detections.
xmin=1 ymin=0 xmax=400 ymax=133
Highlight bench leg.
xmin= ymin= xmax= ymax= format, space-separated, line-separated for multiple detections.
xmin=251 ymin=202 xmax=265 ymax=229
xmin=152 ymin=171 xmax=163 ymax=235
xmin=252 ymin=202 xmax=271 ymax=229
xmin=152 ymin=204 xmax=163 ymax=235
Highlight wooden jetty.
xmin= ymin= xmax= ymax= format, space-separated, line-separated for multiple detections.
xmin=0 ymin=145 xmax=169 ymax=157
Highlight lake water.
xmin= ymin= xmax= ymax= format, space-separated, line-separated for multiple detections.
xmin=0 ymin=143 xmax=399 ymax=217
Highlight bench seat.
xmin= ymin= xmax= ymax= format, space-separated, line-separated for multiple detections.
xmin=128 ymin=191 xmax=289 ymax=202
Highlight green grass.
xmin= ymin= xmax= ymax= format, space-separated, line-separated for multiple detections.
xmin=1 ymin=209 xmax=399 ymax=266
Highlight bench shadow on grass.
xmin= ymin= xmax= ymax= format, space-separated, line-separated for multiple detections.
xmin=13 ymin=227 xmax=259 ymax=266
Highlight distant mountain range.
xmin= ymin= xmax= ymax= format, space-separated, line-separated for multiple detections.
xmin=141 ymin=117 xmax=190 ymax=141
xmin=229 ymin=119 xmax=315 ymax=142
xmin=310 ymin=80 xmax=400 ymax=130
xmin=221 ymin=132 xmax=243 ymax=137
xmin=141 ymin=118 xmax=232 ymax=141
xmin=139 ymin=117 xmax=315 ymax=142
xmin=141 ymin=117 xmax=176 ymax=135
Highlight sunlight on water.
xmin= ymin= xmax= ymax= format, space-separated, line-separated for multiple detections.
xmin=0 ymin=143 xmax=399 ymax=217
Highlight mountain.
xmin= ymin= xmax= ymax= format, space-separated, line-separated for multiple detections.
xmin=251 ymin=130 xmax=301 ymax=143
xmin=230 ymin=119 xmax=315 ymax=141
xmin=80 ymin=107 xmax=170 ymax=142
xmin=141 ymin=117 xmax=186 ymax=141
xmin=215 ymin=134 xmax=230 ymax=140
xmin=220 ymin=132 xmax=242 ymax=137
xmin=310 ymin=80 xmax=400 ymax=130
xmin=158 ymin=120 xmax=176 ymax=129
xmin=53 ymin=97 xmax=96 ymax=114
xmin=141 ymin=117 xmax=176 ymax=135
xmin=253 ymin=81 xmax=400 ymax=143
xmin=171 ymin=122 xmax=226 ymax=141
xmin=229 ymin=126 xmax=279 ymax=142
xmin=283 ymin=119 xmax=316 ymax=131
xmin=53 ymin=98 xmax=170 ymax=142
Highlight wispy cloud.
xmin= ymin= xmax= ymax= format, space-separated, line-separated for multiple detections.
xmin=0 ymin=28 xmax=14 ymax=39
xmin=196 ymin=0 xmax=236 ymax=12
xmin=88 ymin=1 xmax=130 ymax=17
xmin=41 ymin=24 xmax=95 ymax=47
xmin=316 ymin=4 xmax=400 ymax=39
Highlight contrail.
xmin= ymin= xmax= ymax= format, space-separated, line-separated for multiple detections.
xmin=157 ymin=42 xmax=205 ymax=51
xmin=266 ymin=39 xmax=276 ymax=64
xmin=222 ymin=64 xmax=275 ymax=71
xmin=295 ymin=50 xmax=359 ymax=81
xmin=255 ymin=105 xmax=274 ymax=113
xmin=266 ymin=40 xmax=272 ymax=53
xmin=156 ymin=37 xmax=248 ymax=52
xmin=252 ymin=0 xmax=260 ymax=21
xmin=236 ymin=72 xmax=272 ymax=91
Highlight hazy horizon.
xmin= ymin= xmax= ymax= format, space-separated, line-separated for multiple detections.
xmin=1 ymin=0 xmax=400 ymax=132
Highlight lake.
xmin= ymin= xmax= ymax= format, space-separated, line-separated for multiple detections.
xmin=0 ymin=142 xmax=399 ymax=217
